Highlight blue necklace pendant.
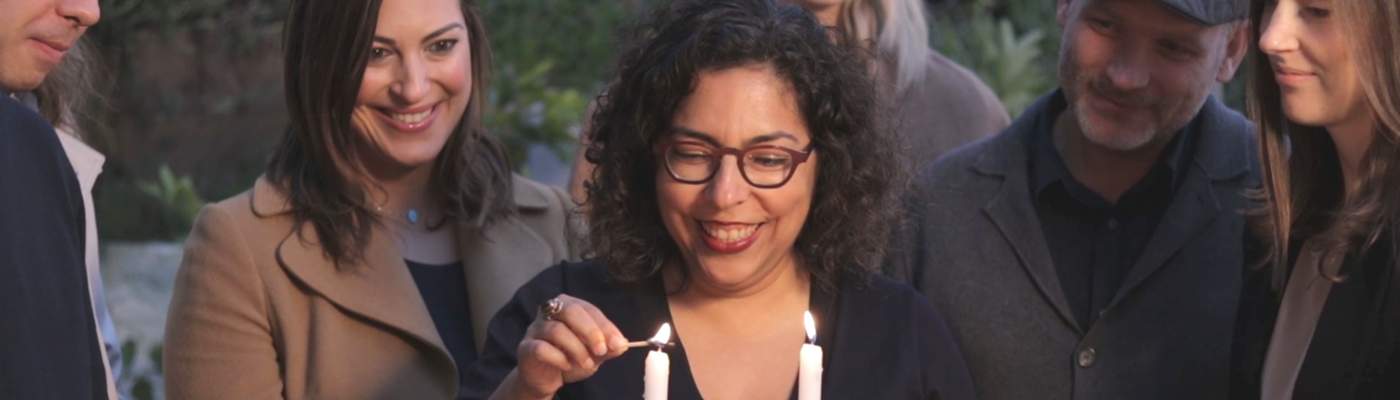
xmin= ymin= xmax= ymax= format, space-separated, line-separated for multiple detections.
xmin=406 ymin=209 xmax=421 ymax=224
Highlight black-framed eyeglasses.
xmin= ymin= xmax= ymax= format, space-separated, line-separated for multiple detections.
xmin=660 ymin=140 xmax=814 ymax=188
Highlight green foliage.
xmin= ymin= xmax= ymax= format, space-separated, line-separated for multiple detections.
xmin=94 ymin=0 xmax=283 ymax=54
xmin=135 ymin=165 xmax=205 ymax=240
xmin=480 ymin=0 xmax=643 ymax=169
xmin=119 ymin=339 xmax=164 ymax=400
xmin=486 ymin=61 xmax=590 ymax=171
xmin=932 ymin=0 xmax=1058 ymax=116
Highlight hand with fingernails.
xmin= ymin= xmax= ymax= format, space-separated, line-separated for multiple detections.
xmin=492 ymin=294 xmax=629 ymax=400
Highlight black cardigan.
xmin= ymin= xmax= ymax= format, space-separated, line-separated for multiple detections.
xmin=463 ymin=260 xmax=976 ymax=400
xmin=1232 ymin=234 xmax=1400 ymax=399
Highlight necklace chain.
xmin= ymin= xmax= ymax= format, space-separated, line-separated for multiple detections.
xmin=375 ymin=204 xmax=423 ymax=225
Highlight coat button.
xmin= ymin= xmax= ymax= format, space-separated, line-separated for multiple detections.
xmin=1077 ymin=347 xmax=1097 ymax=368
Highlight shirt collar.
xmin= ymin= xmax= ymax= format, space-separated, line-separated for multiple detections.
xmin=1028 ymin=91 xmax=1199 ymax=203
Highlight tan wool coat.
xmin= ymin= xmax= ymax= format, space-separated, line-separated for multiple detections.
xmin=163 ymin=175 xmax=579 ymax=399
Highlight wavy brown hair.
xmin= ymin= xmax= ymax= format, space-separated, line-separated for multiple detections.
xmin=584 ymin=0 xmax=897 ymax=292
xmin=34 ymin=38 xmax=105 ymax=140
xmin=268 ymin=0 xmax=513 ymax=267
xmin=1247 ymin=0 xmax=1400 ymax=290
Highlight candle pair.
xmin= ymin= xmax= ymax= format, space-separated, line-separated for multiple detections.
xmin=642 ymin=311 xmax=823 ymax=400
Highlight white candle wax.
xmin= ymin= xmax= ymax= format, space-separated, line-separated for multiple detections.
xmin=643 ymin=323 xmax=672 ymax=400
xmin=799 ymin=311 xmax=822 ymax=400
xmin=644 ymin=349 xmax=669 ymax=400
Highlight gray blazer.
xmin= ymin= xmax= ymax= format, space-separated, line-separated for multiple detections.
xmin=889 ymin=91 xmax=1259 ymax=400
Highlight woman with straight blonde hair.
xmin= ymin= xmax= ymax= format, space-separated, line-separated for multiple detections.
xmin=786 ymin=0 xmax=1009 ymax=170
xmin=1232 ymin=0 xmax=1400 ymax=397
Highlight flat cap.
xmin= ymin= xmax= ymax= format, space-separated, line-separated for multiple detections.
xmin=1159 ymin=0 xmax=1247 ymax=25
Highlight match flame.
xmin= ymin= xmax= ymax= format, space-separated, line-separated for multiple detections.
xmin=651 ymin=322 xmax=672 ymax=345
xmin=804 ymin=311 xmax=816 ymax=343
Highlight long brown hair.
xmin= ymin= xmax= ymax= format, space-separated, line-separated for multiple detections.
xmin=1247 ymin=0 xmax=1400 ymax=290
xmin=269 ymin=0 xmax=513 ymax=267
xmin=34 ymin=38 xmax=105 ymax=140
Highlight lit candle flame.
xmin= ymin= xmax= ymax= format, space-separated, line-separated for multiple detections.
xmin=804 ymin=311 xmax=816 ymax=343
xmin=650 ymin=323 xmax=672 ymax=347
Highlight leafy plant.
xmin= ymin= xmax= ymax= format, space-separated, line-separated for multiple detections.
xmin=932 ymin=0 xmax=1056 ymax=116
xmin=136 ymin=165 xmax=205 ymax=240
xmin=486 ymin=61 xmax=590 ymax=172
xmin=118 ymin=339 xmax=165 ymax=400
xmin=479 ymin=0 xmax=642 ymax=170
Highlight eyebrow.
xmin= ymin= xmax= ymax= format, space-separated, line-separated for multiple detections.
xmin=671 ymin=126 xmax=802 ymax=147
xmin=372 ymin=23 xmax=466 ymax=46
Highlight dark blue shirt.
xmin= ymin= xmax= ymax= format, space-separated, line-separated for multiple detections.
xmin=1027 ymin=94 xmax=1197 ymax=329
xmin=463 ymin=261 xmax=975 ymax=400
xmin=405 ymin=259 xmax=477 ymax=398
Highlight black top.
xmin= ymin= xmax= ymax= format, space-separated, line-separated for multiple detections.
xmin=463 ymin=261 xmax=975 ymax=400
xmin=405 ymin=259 xmax=477 ymax=396
xmin=1026 ymin=94 xmax=1197 ymax=328
xmin=1234 ymin=235 xmax=1400 ymax=399
xmin=0 ymin=94 xmax=107 ymax=399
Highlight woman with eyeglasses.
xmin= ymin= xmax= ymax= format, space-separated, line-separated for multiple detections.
xmin=462 ymin=0 xmax=973 ymax=399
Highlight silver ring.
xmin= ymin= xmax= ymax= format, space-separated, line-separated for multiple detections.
xmin=540 ymin=297 xmax=564 ymax=321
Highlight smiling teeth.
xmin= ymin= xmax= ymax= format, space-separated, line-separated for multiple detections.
xmin=701 ymin=222 xmax=758 ymax=243
xmin=392 ymin=109 xmax=431 ymax=124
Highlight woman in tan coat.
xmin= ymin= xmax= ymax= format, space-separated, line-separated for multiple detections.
xmin=162 ymin=0 xmax=577 ymax=398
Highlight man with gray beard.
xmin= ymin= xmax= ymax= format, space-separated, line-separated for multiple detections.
xmin=887 ymin=0 xmax=1255 ymax=399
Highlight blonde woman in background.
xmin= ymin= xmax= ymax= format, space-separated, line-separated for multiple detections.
xmin=792 ymin=0 xmax=1010 ymax=169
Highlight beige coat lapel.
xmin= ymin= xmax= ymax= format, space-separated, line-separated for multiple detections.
xmin=249 ymin=179 xmax=452 ymax=363
xmin=462 ymin=177 xmax=561 ymax=350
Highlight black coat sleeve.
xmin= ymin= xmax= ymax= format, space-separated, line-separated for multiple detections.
xmin=913 ymin=289 xmax=977 ymax=400
xmin=461 ymin=262 xmax=568 ymax=399
xmin=0 ymin=96 xmax=106 ymax=399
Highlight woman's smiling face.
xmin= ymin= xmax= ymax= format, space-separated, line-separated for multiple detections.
xmin=351 ymin=0 xmax=473 ymax=175
xmin=656 ymin=63 xmax=818 ymax=294
xmin=1259 ymin=0 xmax=1368 ymax=129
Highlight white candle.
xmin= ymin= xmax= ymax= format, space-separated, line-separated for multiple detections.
xmin=644 ymin=323 xmax=672 ymax=400
xmin=799 ymin=311 xmax=822 ymax=400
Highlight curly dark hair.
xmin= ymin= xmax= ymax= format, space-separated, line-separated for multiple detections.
xmin=584 ymin=0 xmax=899 ymax=292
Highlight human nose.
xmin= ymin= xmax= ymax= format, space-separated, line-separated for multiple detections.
xmin=390 ymin=54 xmax=429 ymax=104
xmin=706 ymin=154 xmax=752 ymax=210
xmin=57 ymin=0 xmax=101 ymax=27
xmin=1259 ymin=2 xmax=1298 ymax=55
xmin=1104 ymin=46 xmax=1150 ymax=91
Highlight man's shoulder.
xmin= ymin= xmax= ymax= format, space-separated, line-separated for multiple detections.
xmin=0 ymin=95 xmax=60 ymax=148
xmin=913 ymin=121 xmax=1026 ymax=191
xmin=1192 ymin=97 xmax=1261 ymax=181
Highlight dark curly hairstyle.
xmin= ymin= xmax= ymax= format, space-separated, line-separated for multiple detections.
xmin=584 ymin=0 xmax=899 ymax=292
